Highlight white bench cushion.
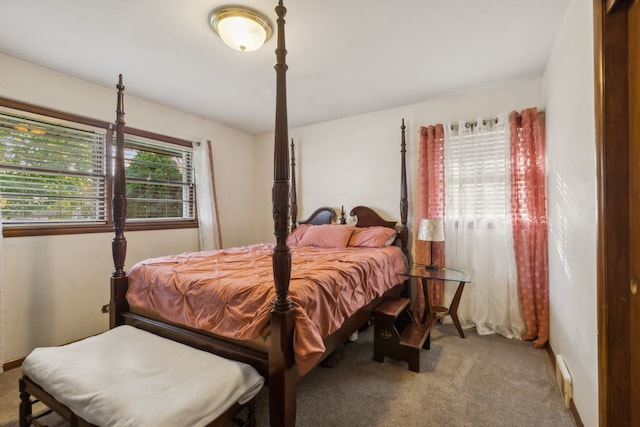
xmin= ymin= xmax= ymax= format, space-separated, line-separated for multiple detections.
xmin=22 ymin=325 xmax=264 ymax=427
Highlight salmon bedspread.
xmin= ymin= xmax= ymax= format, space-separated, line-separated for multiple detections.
xmin=126 ymin=243 xmax=407 ymax=375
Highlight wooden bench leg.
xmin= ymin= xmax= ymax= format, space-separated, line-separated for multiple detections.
xmin=19 ymin=378 xmax=32 ymax=427
xmin=232 ymin=402 xmax=256 ymax=427
xmin=246 ymin=402 xmax=256 ymax=427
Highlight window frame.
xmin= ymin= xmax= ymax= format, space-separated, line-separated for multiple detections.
xmin=0 ymin=96 xmax=198 ymax=238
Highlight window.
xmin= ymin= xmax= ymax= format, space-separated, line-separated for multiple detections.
xmin=0 ymin=112 xmax=107 ymax=224
xmin=0 ymin=99 xmax=196 ymax=236
xmin=121 ymin=133 xmax=194 ymax=221
xmin=444 ymin=120 xmax=509 ymax=222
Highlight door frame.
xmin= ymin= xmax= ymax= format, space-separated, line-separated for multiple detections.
xmin=594 ymin=0 xmax=633 ymax=424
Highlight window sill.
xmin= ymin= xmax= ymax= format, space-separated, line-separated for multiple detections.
xmin=2 ymin=220 xmax=198 ymax=237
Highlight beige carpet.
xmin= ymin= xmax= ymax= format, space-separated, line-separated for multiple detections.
xmin=0 ymin=324 xmax=576 ymax=427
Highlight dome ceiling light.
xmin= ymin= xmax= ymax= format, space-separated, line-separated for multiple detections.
xmin=209 ymin=6 xmax=273 ymax=52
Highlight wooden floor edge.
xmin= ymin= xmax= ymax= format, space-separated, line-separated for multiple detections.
xmin=546 ymin=343 xmax=585 ymax=427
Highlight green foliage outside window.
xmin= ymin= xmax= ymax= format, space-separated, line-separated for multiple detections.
xmin=125 ymin=151 xmax=184 ymax=219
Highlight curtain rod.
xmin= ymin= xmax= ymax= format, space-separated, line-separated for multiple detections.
xmin=452 ymin=109 xmax=545 ymax=130
xmin=417 ymin=109 xmax=545 ymax=132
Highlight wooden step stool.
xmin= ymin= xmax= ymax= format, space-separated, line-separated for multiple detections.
xmin=373 ymin=297 xmax=432 ymax=372
xmin=19 ymin=325 xmax=264 ymax=427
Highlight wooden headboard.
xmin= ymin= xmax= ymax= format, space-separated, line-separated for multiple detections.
xmin=350 ymin=205 xmax=409 ymax=255
xmin=350 ymin=206 xmax=397 ymax=229
xmin=298 ymin=207 xmax=337 ymax=226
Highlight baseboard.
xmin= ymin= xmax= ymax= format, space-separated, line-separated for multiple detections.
xmin=569 ymin=398 xmax=584 ymax=427
xmin=2 ymin=334 xmax=101 ymax=373
xmin=546 ymin=344 xmax=584 ymax=427
xmin=3 ymin=357 xmax=24 ymax=371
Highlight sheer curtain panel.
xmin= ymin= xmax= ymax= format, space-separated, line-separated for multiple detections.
xmin=444 ymin=115 xmax=525 ymax=338
xmin=193 ymin=140 xmax=222 ymax=251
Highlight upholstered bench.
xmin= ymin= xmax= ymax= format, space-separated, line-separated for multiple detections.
xmin=19 ymin=325 xmax=264 ymax=427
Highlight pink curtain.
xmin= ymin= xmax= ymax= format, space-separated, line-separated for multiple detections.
xmin=509 ymin=108 xmax=549 ymax=347
xmin=415 ymin=124 xmax=445 ymax=319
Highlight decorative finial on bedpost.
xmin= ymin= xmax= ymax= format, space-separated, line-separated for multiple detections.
xmin=399 ymin=119 xmax=409 ymax=256
xmin=340 ymin=206 xmax=347 ymax=224
xmin=112 ymin=75 xmax=127 ymax=278
xmin=290 ymin=139 xmax=298 ymax=232
xmin=272 ymin=0 xmax=291 ymax=312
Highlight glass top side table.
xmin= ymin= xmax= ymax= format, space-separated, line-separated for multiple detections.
xmin=400 ymin=264 xmax=472 ymax=338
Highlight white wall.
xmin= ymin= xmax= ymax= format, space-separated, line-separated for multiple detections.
xmin=3 ymin=229 xmax=198 ymax=361
xmin=0 ymin=54 xmax=257 ymax=361
xmin=254 ymin=79 xmax=543 ymax=245
xmin=543 ymin=0 xmax=598 ymax=425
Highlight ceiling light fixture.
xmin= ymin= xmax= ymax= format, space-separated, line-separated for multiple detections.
xmin=209 ymin=6 xmax=273 ymax=52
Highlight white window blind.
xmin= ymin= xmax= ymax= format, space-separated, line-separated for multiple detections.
xmin=0 ymin=113 xmax=107 ymax=223
xmin=445 ymin=121 xmax=509 ymax=221
xmin=121 ymin=135 xmax=195 ymax=221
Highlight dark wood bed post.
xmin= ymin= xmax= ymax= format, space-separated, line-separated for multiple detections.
xmin=290 ymin=139 xmax=298 ymax=232
xmin=399 ymin=119 xmax=409 ymax=255
xmin=270 ymin=2 xmax=298 ymax=426
xmin=340 ymin=206 xmax=347 ymax=224
xmin=110 ymin=74 xmax=129 ymax=329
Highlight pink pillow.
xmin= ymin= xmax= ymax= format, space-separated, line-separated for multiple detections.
xmin=298 ymin=224 xmax=355 ymax=248
xmin=348 ymin=226 xmax=397 ymax=248
xmin=287 ymin=223 xmax=312 ymax=246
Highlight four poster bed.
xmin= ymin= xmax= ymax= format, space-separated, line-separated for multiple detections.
xmin=105 ymin=2 xmax=411 ymax=426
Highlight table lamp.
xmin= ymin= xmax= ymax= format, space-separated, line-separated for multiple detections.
xmin=418 ymin=218 xmax=445 ymax=269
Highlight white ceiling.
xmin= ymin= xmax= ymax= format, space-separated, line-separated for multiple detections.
xmin=0 ymin=0 xmax=569 ymax=135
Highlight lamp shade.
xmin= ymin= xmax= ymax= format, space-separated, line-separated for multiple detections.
xmin=417 ymin=218 xmax=445 ymax=242
xmin=209 ymin=6 xmax=273 ymax=52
